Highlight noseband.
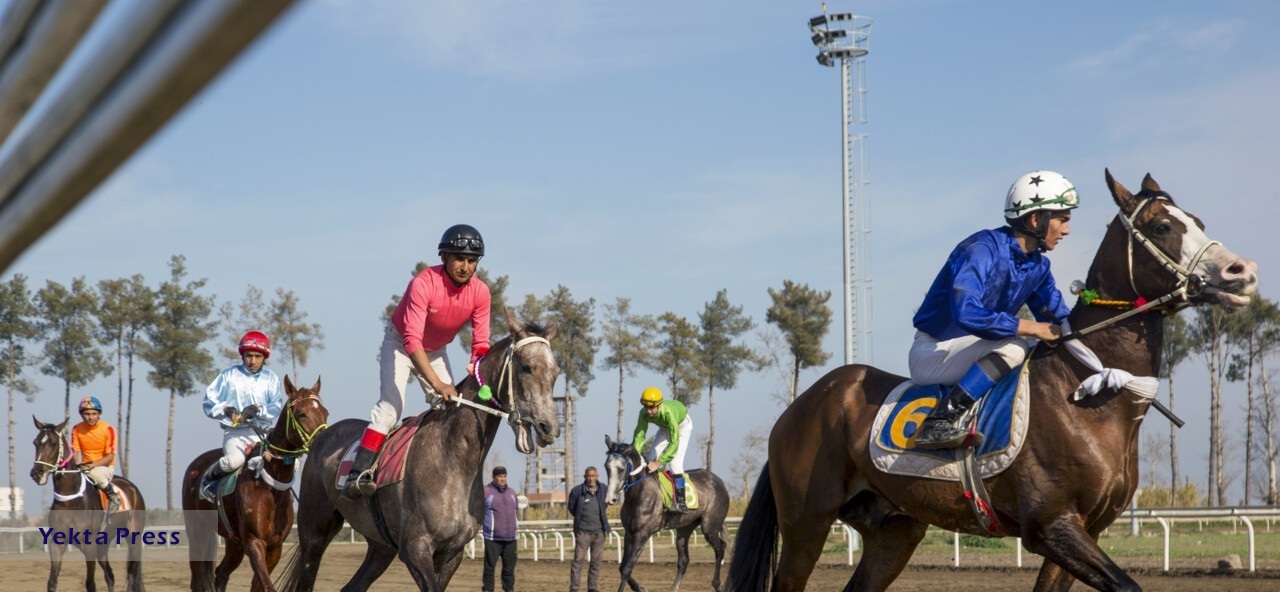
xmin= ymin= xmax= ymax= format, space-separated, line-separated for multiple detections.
xmin=32 ymin=429 xmax=74 ymax=478
xmin=266 ymin=394 xmax=328 ymax=458
xmin=477 ymin=335 xmax=551 ymax=429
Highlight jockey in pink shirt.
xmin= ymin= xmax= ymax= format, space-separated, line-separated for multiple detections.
xmin=344 ymin=223 xmax=492 ymax=499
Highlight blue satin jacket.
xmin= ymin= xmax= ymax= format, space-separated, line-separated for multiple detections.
xmin=912 ymin=226 xmax=1069 ymax=341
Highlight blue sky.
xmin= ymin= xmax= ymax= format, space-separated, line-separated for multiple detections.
xmin=5 ymin=0 xmax=1280 ymax=512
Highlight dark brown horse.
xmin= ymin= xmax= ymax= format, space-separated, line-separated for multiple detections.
xmin=726 ymin=170 xmax=1259 ymax=592
xmin=31 ymin=416 xmax=147 ymax=592
xmin=181 ymin=376 xmax=329 ymax=592
xmin=602 ymin=436 xmax=730 ymax=592
xmin=276 ymin=308 xmax=560 ymax=592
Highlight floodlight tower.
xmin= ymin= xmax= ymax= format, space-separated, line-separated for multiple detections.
xmin=809 ymin=9 xmax=873 ymax=366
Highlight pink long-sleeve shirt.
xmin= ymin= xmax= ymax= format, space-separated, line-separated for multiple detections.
xmin=390 ymin=265 xmax=491 ymax=357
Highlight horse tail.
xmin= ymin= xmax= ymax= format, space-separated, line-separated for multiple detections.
xmin=724 ymin=462 xmax=778 ymax=592
xmin=273 ymin=543 xmax=304 ymax=592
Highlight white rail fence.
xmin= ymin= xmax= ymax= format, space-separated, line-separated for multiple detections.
xmin=2 ymin=507 xmax=1276 ymax=572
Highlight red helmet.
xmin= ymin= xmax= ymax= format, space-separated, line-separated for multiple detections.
xmin=238 ymin=331 xmax=271 ymax=359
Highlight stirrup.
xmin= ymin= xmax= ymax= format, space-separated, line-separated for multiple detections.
xmin=199 ymin=478 xmax=218 ymax=502
xmin=913 ymin=420 xmax=973 ymax=450
xmin=342 ymin=470 xmax=377 ymax=499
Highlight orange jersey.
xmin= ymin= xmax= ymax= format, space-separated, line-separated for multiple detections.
xmin=71 ymin=421 xmax=117 ymax=466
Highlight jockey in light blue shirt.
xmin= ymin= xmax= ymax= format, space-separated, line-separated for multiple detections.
xmin=199 ymin=331 xmax=285 ymax=500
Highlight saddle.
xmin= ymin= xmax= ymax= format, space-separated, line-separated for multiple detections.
xmin=655 ymin=470 xmax=699 ymax=511
xmin=869 ymin=360 xmax=1031 ymax=481
xmin=99 ymin=481 xmax=131 ymax=511
xmin=336 ymin=411 xmax=428 ymax=491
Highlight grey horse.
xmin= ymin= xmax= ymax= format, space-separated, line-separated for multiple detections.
xmin=276 ymin=308 xmax=560 ymax=591
xmin=603 ymin=435 xmax=730 ymax=592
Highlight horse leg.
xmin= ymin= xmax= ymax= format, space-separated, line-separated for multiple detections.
xmin=773 ymin=518 xmax=833 ymax=592
xmin=243 ymin=537 xmax=277 ymax=592
xmin=701 ymin=525 xmax=729 ymax=592
xmin=437 ymin=551 xmax=465 ymax=589
xmin=1032 ymin=558 xmax=1079 ymax=592
xmin=398 ymin=535 xmax=442 ymax=591
xmin=340 ymin=544 xmax=398 ymax=592
xmin=46 ymin=541 xmax=67 ymax=592
xmin=617 ymin=531 xmax=649 ymax=592
xmin=282 ymin=497 xmax=346 ymax=592
xmin=83 ymin=545 xmax=100 ymax=592
xmin=670 ymin=526 xmax=695 ymax=592
xmin=1023 ymin=515 xmax=1140 ymax=592
xmin=214 ymin=539 xmax=246 ymax=592
xmin=843 ymin=513 xmax=928 ymax=592
xmin=97 ymin=546 xmax=116 ymax=592
xmin=127 ymin=536 xmax=146 ymax=592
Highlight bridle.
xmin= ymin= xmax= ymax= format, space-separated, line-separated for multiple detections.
xmin=1068 ymin=193 xmax=1217 ymax=340
xmin=264 ymin=394 xmax=327 ymax=458
xmin=475 ymin=335 xmax=551 ymax=430
xmin=608 ymin=448 xmax=648 ymax=496
xmin=32 ymin=427 xmax=74 ymax=479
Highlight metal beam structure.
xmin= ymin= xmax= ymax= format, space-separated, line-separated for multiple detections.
xmin=0 ymin=0 xmax=299 ymax=272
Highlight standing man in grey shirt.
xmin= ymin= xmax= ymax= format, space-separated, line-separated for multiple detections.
xmin=567 ymin=466 xmax=611 ymax=592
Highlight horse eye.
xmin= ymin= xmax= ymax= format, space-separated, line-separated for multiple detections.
xmin=1153 ymin=222 xmax=1172 ymax=236
xmin=521 ymin=363 xmax=532 ymax=374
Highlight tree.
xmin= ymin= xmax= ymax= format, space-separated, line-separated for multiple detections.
xmin=476 ymin=269 xmax=510 ymax=339
xmin=141 ymin=256 xmax=216 ymax=510
xmin=1160 ymin=312 xmax=1193 ymax=506
xmin=542 ymin=285 xmax=598 ymax=496
xmin=1259 ymin=365 xmax=1280 ymax=504
xmin=599 ymin=298 xmax=657 ymax=439
xmin=655 ymin=312 xmax=705 ymax=405
xmin=1226 ymin=296 xmax=1280 ymax=504
xmin=268 ymin=288 xmax=325 ymax=380
xmin=765 ymin=280 xmax=832 ymax=403
xmin=698 ymin=289 xmax=762 ymax=471
xmin=96 ymin=275 xmax=154 ymax=476
xmin=218 ymin=285 xmax=269 ymax=361
xmin=1190 ymin=305 xmax=1246 ymax=505
xmin=0 ymin=275 xmax=39 ymax=518
xmin=35 ymin=277 xmax=112 ymax=420
xmin=730 ymin=427 xmax=768 ymax=499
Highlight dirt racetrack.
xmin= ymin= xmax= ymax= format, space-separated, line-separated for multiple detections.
xmin=5 ymin=543 xmax=1280 ymax=591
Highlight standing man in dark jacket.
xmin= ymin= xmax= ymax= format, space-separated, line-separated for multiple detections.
xmin=567 ymin=466 xmax=611 ymax=592
xmin=483 ymin=466 xmax=519 ymax=592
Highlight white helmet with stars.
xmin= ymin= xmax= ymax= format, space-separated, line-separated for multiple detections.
xmin=1003 ymin=171 xmax=1079 ymax=219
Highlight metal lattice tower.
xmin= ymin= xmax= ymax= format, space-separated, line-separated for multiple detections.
xmin=809 ymin=10 xmax=873 ymax=365
xmin=523 ymin=394 xmax=571 ymax=507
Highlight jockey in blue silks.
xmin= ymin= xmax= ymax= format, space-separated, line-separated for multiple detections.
xmin=909 ymin=171 xmax=1078 ymax=450
xmin=199 ymin=330 xmax=285 ymax=501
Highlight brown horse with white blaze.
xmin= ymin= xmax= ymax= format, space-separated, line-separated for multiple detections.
xmin=181 ymin=375 xmax=329 ymax=592
xmin=726 ymin=170 xmax=1259 ymax=592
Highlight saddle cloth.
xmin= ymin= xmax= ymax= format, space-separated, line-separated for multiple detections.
xmin=656 ymin=471 xmax=699 ymax=510
xmin=869 ymin=361 xmax=1031 ymax=481
xmin=336 ymin=412 xmax=427 ymax=490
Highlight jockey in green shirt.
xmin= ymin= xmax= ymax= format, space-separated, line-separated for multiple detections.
xmin=632 ymin=387 xmax=694 ymax=512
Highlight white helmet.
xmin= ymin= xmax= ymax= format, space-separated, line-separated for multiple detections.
xmin=1003 ymin=171 xmax=1079 ymax=219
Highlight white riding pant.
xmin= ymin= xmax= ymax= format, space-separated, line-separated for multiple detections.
xmin=371 ymin=323 xmax=453 ymax=434
xmin=218 ymin=426 xmax=261 ymax=473
xmin=908 ymin=330 xmax=1031 ymax=386
xmin=85 ymin=465 xmax=114 ymax=489
xmin=648 ymin=416 xmax=694 ymax=475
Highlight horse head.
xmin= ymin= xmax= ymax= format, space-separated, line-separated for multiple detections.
xmin=602 ymin=434 xmax=643 ymax=506
xmin=481 ymin=307 xmax=560 ymax=454
xmin=30 ymin=416 xmax=70 ymax=486
xmin=1087 ymin=169 xmax=1258 ymax=309
xmin=277 ymin=375 xmax=329 ymax=454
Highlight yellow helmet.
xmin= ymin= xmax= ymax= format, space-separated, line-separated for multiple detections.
xmin=640 ymin=387 xmax=664 ymax=407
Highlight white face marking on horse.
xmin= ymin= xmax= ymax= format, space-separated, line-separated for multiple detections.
xmin=1164 ymin=206 xmax=1214 ymax=271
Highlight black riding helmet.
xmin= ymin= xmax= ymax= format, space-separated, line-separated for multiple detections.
xmin=438 ymin=224 xmax=485 ymax=257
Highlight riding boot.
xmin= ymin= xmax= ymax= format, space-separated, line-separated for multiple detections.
xmin=199 ymin=463 xmax=232 ymax=503
xmin=673 ymin=474 xmax=688 ymax=513
xmin=342 ymin=427 xmax=387 ymax=500
xmin=913 ymin=352 xmax=1013 ymax=450
xmin=99 ymin=484 xmax=122 ymax=531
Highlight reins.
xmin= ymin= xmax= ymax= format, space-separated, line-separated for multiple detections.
xmin=33 ymin=428 xmax=94 ymax=502
xmin=264 ymin=394 xmax=327 ymax=458
xmin=609 ymin=450 xmax=648 ymax=494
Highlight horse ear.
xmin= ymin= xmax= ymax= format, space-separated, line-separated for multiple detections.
xmin=1105 ymin=168 xmax=1140 ymax=215
xmin=504 ymin=307 xmax=526 ymax=339
xmin=311 ymin=376 xmax=322 ymax=394
xmin=32 ymin=415 xmax=43 ymax=431
xmin=605 ymin=434 xmax=614 ymax=449
xmin=543 ymin=319 xmax=558 ymax=342
xmin=1140 ymin=173 xmax=1162 ymax=195
xmin=284 ymin=374 xmax=297 ymax=397
xmin=55 ymin=418 xmax=68 ymax=432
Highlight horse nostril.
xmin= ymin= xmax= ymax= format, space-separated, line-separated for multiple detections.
xmin=538 ymin=421 xmax=555 ymax=438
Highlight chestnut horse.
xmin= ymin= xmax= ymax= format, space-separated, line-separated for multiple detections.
xmin=181 ymin=375 xmax=329 ymax=592
xmin=31 ymin=417 xmax=147 ymax=592
xmin=602 ymin=435 xmax=730 ymax=592
xmin=726 ymin=170 xmax=1259 ymax=592
xmin=276 ymin=309 xmax=560 ymax=592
